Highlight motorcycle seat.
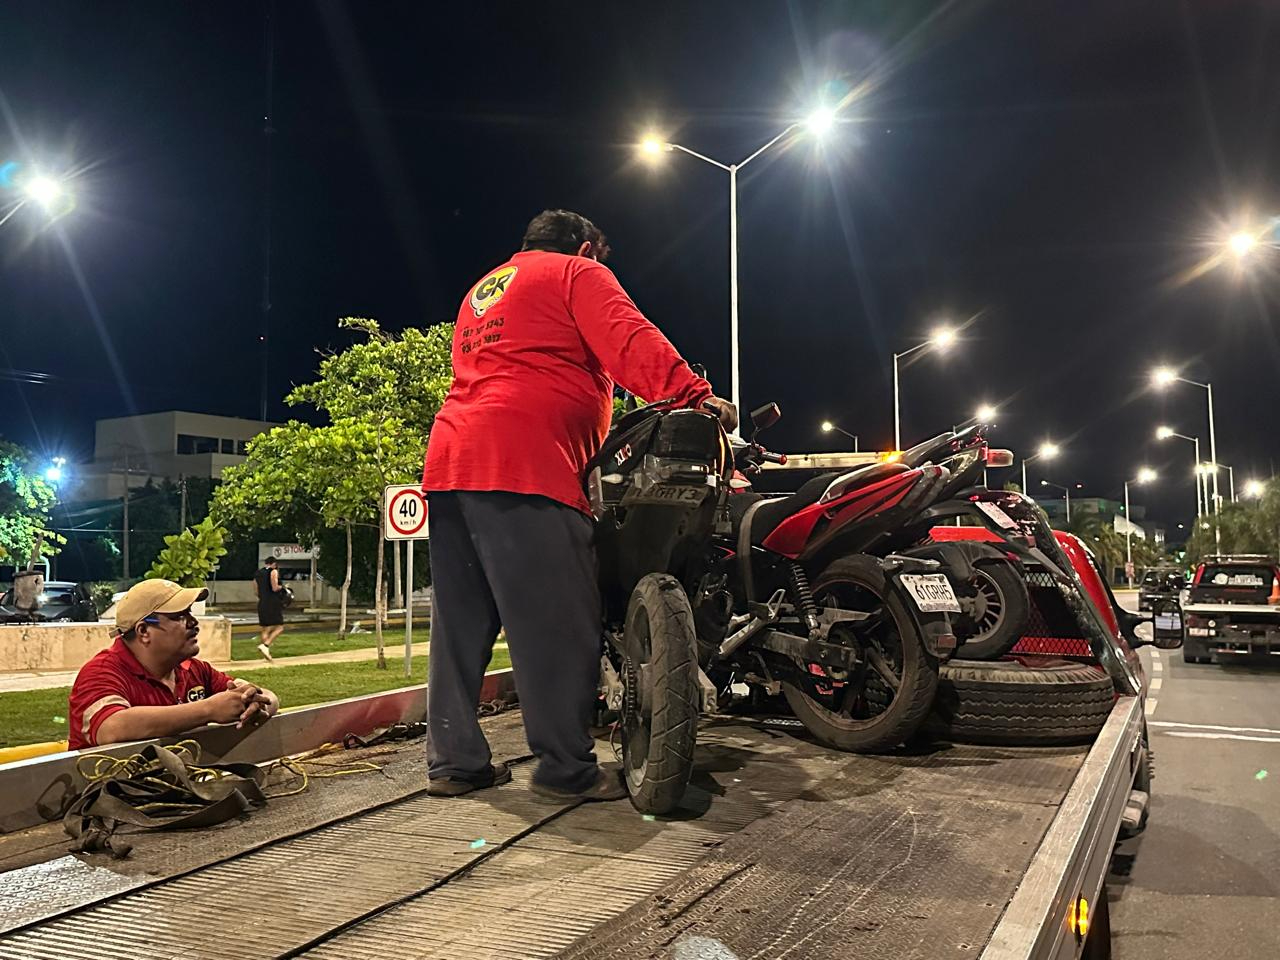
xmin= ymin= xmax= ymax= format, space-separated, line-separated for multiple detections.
xmin=732 ymin=462 xmax=909 ymax=545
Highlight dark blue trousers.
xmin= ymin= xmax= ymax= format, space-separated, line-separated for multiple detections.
xmin=426 ymin=491 xmax=602 ymax=793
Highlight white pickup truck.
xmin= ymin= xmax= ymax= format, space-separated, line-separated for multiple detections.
xmin=1181 ymin=554 xmax=1280 ymax=663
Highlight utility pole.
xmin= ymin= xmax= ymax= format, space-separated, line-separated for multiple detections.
xmin=179 ymin=476 xmax=188 ymax=530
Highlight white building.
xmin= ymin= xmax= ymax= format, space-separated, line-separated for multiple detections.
xmin=74 ymin=411 xmax=277 ymax=500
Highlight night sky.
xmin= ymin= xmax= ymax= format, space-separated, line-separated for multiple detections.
xmin=2 ymin=1 xmax=1278 ymax=531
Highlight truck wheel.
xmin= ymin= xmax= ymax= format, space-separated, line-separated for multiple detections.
xmin=620 ymin=573 xmax=699 ymax=815
xmin=783 ymin=554 xmax=939 ymax=753
xmin=953 ymin=553 xmax=1031 ymax=661
xmin=924 ymin=657 xmax=1113 ymax=746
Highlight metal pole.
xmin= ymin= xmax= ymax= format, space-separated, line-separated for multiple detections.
xmin=404 ymin=539 xmax=414 ymax=678
xmin=893 ymin=353 xmax=902 ymax=450
xmin=121 ymin=451 xmax=130 ymax=581
xmin=1228 ymin=465 xmax=1236 ymax=503
xmin=1206 ymin=382 xmax=1221 ymax=549
xmin=1193 ymin=438 xmax=1202 ymax=519
xmin=1066 ymin=486 xmax=1071 ymax=523
xmin=1021 ymin=458 xmax=1028 ymax=495
xmin=1124 ymin=480 xmax=1133 ymax=586
xmin=309 ymin=552 xmax=317 ymax=608
xmin=179 ymin=477 xmax=188 ymax=530
xmin=729 ymin=164 xmax=740 ymax=421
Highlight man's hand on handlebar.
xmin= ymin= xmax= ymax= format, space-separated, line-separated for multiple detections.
xmin=702 ymin=396 xmax=739 ymax=432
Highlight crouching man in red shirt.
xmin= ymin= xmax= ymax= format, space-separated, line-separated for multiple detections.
xmin=68 ymin=579 xmax=280 ymax=751
xmin=422 ymin=209 xmax=736 ymax=801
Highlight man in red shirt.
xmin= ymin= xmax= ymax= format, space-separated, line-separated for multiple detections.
xmin=68 ymin=579 xmax=279 ymax=751
xmin=423 ymin=209 xmax=735 ymax=801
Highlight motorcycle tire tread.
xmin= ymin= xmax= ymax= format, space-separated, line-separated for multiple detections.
xmin=925 ymin=658 xmax=1113 ymax=746
xmin=624 ymin=574 xmax=699 ymax=814
xmin=782 ymin=554 xmax=940 ymax=753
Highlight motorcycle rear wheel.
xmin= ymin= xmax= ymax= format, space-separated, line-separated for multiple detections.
xmin=783 ymin=554 xmax=939 ymax=752
xmin=620 ymin=573 xmax=699 ymax=814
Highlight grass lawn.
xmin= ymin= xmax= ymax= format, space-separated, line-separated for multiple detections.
xmin=0 ymin=648 xmax=512 ymax=750
xmin=228 ymin=629 xmax=429 ymax=662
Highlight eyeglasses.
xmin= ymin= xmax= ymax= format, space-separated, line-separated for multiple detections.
xmin=142 ymin=610 xmax=197 ymax=626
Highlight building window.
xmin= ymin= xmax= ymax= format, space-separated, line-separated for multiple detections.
xmin=177 ymin=434 xmax=219 ymax=455
xmin=236 ymin=439 xmax=249 ymax=455
xmin=221 ymin=438 xmax=235 ymax=454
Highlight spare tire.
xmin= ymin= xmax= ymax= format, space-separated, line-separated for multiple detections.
xmin=925 ymin=657 xmax=1114 ymax=746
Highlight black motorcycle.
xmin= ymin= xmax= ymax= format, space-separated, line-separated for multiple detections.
xmin=588 ymin=400 xmax=957 ymax=814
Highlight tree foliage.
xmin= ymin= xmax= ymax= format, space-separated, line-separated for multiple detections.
xmin=147 ymin=517 xmax=229 ymax=587
xmin=0 ymin=439 xmax=62 ymax=567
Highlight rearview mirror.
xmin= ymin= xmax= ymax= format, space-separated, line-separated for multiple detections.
xmin=750 ymin=403 xmax=781 ymax=436
xmin=1149 ymin=598 xmax=1184 ymax=650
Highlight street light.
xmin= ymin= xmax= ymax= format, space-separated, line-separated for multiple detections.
xmin=1039 ymin=479 xmax=1082 ymax=522
xmin=975 ymin=404 xmax=998 ymax=422
xmin=820 ymin=420 xmax=859 ymax=451
xmin=1020 ymin=441 xmax=1059 ymax=495
xmin=893 ymin=325 xmax=957 ymax=449
xmin=1 ymin=169 xmax=74 ymax=229
xmin=43 ymin=456 xmax=66 ymax=485
xmin=1244 ymin=479 xmax=1266 ymax=499
xmin=1227 ymin=231 xmax=1258 ymax=259
xmin=1151 ymin=366 xmax=1220 ymax=548
xmin=1123 ymin=468 xmax=1157 ymax=587
xmin=637 ymin=107 xmax=839 ymax=419
xmin=1204 ymin=461 xmax=1237 ymax=503
xmin=1155 ymin=425 xmax=1206 ymax=519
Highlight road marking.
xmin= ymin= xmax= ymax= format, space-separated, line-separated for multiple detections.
xmin=1151 ymin=720 xmax=1280 ymax=736
xmin=1150 ymin=650 xmax=1163 ymax=674
xmin=1144 ymin=698 xmax=1158 ymax=717
xmin=1162 ymin=731 xmax=1280 ymax=744
xmin=1149 ymin=678 xmax=1163 ymax=691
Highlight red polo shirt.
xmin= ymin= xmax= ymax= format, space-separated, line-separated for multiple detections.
xmin=67 ymin=637 xmax=233 ymax=751
xmin=422 ymin=250 xmax=713 ymax=514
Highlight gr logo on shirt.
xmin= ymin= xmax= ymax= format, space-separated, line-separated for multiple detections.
xmin=185 ymin=686 xmax=208 ymax=703
xmin=469 ymin=265 xmax=518 ymax=318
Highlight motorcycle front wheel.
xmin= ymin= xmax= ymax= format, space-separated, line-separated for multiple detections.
xmin=619 ymin=573 xmax=699 ymax=814
xmin=783 ymin=554 xmax=939 ymax=752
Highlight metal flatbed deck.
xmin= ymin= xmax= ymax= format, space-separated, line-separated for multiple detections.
xmin=0 ymin=701 xmax=1134 ymax=960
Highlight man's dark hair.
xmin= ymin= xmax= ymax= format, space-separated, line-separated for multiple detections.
xmin=520 ymin=209 xmax=610 ymax=261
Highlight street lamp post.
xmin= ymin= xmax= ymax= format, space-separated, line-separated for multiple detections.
xmin=1 ymin=172 xmax=72 ymax=228
xmin=1152 ymin=368 xmax=1220 ymax=548
xmin=1155 ymin=426 xmax=1204 ymax=520
xmin=640 ymin=109 xmax=836 ymax=419
xmin=820 ymin=420 xmax=859 ymax=451
xmin=1039 ymin=479 xmax=1081 ymax=523
xmin=1123 ymin=468 xmax=1158 ymax=587
xmin=1020 ymin=442 xmax=1060 ymax=496
xmin=893 ymin=326 xmax=956 ymax=449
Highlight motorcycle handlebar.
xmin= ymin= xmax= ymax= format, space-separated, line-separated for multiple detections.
xmin=759 ymin=450 xmax=788 ymax=465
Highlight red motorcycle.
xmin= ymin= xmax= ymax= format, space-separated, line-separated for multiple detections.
xmin=590 ymin=400 xmax=959 ymax=813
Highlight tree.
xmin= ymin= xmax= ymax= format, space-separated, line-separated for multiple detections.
xmin=0 ymin=439 xmax=62 ymax=568
xmin=147 ymin=517 xmax=228 ymax=587
xmin=214 ymin=317 xmax=453 ymax=663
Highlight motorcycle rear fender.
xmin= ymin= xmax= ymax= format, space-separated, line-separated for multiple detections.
xmin=878 ymin=570 xmax=958 ymax=662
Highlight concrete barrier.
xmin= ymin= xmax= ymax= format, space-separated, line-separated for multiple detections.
xmin=0 ymin=617 xmax=232 ymax=673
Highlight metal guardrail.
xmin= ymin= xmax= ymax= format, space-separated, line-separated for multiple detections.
xmin=0 ymin=668 xmax=517 ymax=834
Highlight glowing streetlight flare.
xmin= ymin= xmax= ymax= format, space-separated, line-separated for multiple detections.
xmin=1151 ymin=367 xmax=1178 ymax=387
xmin=1038 ymin=442 xmax=1060 ymax=459
xmin=1227 ymin=231 xmax=1258 ymax=258
xmin=22 ymin=175 xmax=64 ymax=210
xmin=975 ymin=404 xmax=997 ymax=422
xmin=1155 ymin=426 xmax=1175 ymax=440
xmin=1137 ymin=467 xmax=1158 ymax=484
xmin=820 ymin=420 xmax=835 ymax=433
xmin=638 ymin=137 xmax=668 ymax=158
xmin=931 ymin=326 xmax=957 ymax=350
xmin=805 ymin=107 xmax=837 ymax=136
xmin=1245 ymin=479 xmax=1266 ymax=499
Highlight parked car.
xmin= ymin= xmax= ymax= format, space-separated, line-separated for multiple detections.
xmin=1138 ymin=568 xmax=1186 ymax=610
xmin=1182 ymin=554 xmax=1280 ymax=663
xmin=0 ymin=580 xmax=100 ymax=623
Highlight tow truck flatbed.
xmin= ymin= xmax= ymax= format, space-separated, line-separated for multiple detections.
xmin=0 ymin=688 xmax=1142 ymax=960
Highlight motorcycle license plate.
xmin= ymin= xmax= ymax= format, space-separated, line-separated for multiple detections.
xmin=900 ymin=574 xmax=962 ymax=613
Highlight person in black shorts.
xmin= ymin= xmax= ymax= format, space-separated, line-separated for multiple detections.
xmin=254 ymin=558 xmax=286 ymax=661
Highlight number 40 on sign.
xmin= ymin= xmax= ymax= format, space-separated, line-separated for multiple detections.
xmin=384 ymin=484 xmax=429 ymax=541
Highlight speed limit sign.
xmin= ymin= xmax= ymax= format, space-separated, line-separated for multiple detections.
xmin=384 ymin=484 xmax=429 ymax=540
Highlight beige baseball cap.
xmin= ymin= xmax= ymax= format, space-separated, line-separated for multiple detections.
xmin=116 ymin=579 xmax=209 ymax=632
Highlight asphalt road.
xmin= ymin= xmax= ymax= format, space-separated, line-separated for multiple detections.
xmin=1110 ymin=594 xmax=1280 ymax=959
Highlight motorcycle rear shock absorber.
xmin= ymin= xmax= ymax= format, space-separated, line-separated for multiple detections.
xmin=788 ymin=563 xmax=822 ymax=639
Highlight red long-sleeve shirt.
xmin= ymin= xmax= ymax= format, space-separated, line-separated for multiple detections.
xmin=423 ymin=250 xmax=712 ymax=514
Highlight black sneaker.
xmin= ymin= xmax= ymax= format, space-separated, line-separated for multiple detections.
xmin=530 ymin=767 xmax=627 ymax=802
xmin=426 ymin=762 xmax=512 ymax=797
